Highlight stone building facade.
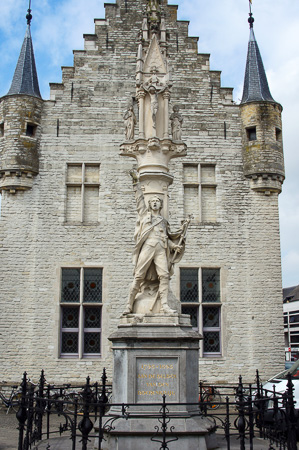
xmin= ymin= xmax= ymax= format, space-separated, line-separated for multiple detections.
xmin=0 ymin=0 xmax=285 ymax=384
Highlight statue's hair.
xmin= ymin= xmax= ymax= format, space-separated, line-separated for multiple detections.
xmin=148 ymin=195 xmax=163 ymax=210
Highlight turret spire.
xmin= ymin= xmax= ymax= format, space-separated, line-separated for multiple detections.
xmin=241 ymin=6 xmax=275 ymax=104
xmin=7 ymin=1 xmax=41 ymax=98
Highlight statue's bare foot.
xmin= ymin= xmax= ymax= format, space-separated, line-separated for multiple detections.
xmin=161 ymin=305 xmax=176 ymax=314
xmin=123 ymin=305 xmax=133 ymax=315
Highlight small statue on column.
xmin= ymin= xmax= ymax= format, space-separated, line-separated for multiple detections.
xmin=124 ymin=105 xmax=137 ymax=141
xmin=148 ymin=86 xmax=158 ymax=130
xmin=170 ymin=105 xmax=183 ymax=141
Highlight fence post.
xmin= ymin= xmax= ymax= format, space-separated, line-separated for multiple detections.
xmin=247 ymin=384 xmax=254 ymax=450
xmin=23 ymin=385 xmax=35 ymax=450
xmin=17 ymin=372 xmax=28 ymax=450
xmin=255 ymin=370 xmax=263 ymax=438
xmin=46 ymin=384 xmax=51 ymax=439
xmin=97 ymin=368 xmax=109 ymax=450
xmin=224 ymin=396 xmax=231 ymax=450
xmin=235 ymin=375 xmax=246 ymax=450
xmin=286 ymin=373 xmax=297 ymax=450
xmin=78 ymin=376 xmax=94 ymax=450
xmin=71 ymin=398 xmax=78 ymax=450
xmin=271 ymin=385 xmax=281 ymax=444
xmin=94 ymin=381 xmax=99 ymax=422
xmin=36 ymin=369 xmax=46 ymax=441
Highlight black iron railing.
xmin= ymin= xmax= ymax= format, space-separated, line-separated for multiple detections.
xmin=10 ymin=369 xmax=298 ymax=450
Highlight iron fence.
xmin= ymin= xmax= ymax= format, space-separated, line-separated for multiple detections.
xmin=11 ymin=369 xmax=298 ymax=450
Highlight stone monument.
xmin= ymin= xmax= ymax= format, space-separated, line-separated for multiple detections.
xmin=105 ymin=3 xmax=215 ymax=448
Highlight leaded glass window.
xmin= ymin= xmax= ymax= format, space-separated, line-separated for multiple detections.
xmin=61 ymin=332 xmax=79 ymax=354
xmin=62 ymin=307 xmax=79 ymax=328
xmin=84 ymin=332 xmax=101 ymax=354
xmin=180 ymin=267 xmax=221 ymax=356
xmin=203 ymin=306 xmax=220 ymax=328
xmin=84 ymin=269 xmax=102 ymax=303
xmin=61 ymin=269 xmax=80 ymax=302
xmin=202 ymin=304 xmax=221 ymax=355
xmin=203 ymin=332 xmax=220 ymax=353
xmin=180 ymin=268 xmax=198 ymax=302
xmin=202 ymin=269 xmax=220 ymax=303
xmin=60 ymin=267 xmax=102 ymax=358
xmin=84 ymin=307 xmax=101 ymax=328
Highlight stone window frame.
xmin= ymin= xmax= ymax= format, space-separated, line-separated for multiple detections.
xmin=26 ymin=123 xmax=37 ymax=137
xmin=179 ymin=267 xmax=222 ymax=357
xmin=275 ymin=127 xmax=282 ymax=142
xmin=65 ymin=162 xmax=101 ymax=224
xmin=183 ymin=163 xmax=217 ymax=223
xmin=246 ymin=126 xmax=257 ymax=141
xmin=0 ymin=122 xmax=4 ymax=137
xmin=21 ymin=119 xmax=39 ymax=139
xmin=59 ymin=267 xmax=103 ymax=359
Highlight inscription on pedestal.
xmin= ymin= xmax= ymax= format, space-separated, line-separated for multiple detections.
xmin=136 ymin=357 xmax=179 ymax=403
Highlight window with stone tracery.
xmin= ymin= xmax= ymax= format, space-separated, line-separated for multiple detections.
xmin=60 ymin=267 xmax=102 ymax=358
xmin=180 ymin=267 xmax=221 ymax=356
xmin=183 ymin=164 xmax=216 ymax=223
xmin=65 ymin=163 xmax=100 ymax=223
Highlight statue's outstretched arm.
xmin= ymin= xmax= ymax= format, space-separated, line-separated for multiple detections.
xmin=129 ymin=169 xmax=147 ymax=216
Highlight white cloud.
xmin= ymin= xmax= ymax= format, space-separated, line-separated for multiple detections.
xmin=0 ymin=0 xmax=23 ymax=32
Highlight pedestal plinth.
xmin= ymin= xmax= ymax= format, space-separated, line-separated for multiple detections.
xmin=102 ymin=315 xmax=216 ymax=450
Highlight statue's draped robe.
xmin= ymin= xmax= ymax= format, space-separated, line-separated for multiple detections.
xmin=132 ymin=182 xmax=185 ymax=282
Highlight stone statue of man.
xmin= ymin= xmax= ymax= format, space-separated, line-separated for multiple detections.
xmin=170 ymin=105 xmax=183 ymax=141
xmin=148 ymin=86 xmax=158 ymax=130
xmin=123 ymin=170 xmax=186 ymax=315
xmin=124 ymin=105 xmax=137 ymax=141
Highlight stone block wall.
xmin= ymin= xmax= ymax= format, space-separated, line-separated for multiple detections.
xmin=0 ymin=0 xmax=284 ymax=385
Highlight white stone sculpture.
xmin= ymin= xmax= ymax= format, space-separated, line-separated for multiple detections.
xmin=170 ymin=105 xmax=183 ymax=141
xmin=123 ymin=105 xmax=137 ymax=141
xmin=148 ymin=86 xmax=158 ymax=130
xmin=123 ymin=169 xmax=188 ymax=315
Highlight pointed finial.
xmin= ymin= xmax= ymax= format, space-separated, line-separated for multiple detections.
xmin=248 ymin=0 xmax=254 ymax=29
xmin=26 ymin=0 xmax=32 ymax=26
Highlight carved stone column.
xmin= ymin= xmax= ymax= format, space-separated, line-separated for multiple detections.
xmin=162 ymin=90 xmax=170 ymax=139
xmin=137 ymin=90 xmax=145 ymax=139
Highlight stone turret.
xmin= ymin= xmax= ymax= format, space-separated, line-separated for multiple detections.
xmin=240 ymin=11 xmax=284 ymax=195
xmin=0 ymin=8 xmax=43 ymax=193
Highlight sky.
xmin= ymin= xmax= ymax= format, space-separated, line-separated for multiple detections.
xmin=0 ymin=0 xmax=298 ymax=288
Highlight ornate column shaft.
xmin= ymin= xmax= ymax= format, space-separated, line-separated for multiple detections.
xmin=163 ymin=90 xmax=170 ymax=139
xmin=137 ymin=91 xmax=145 ymax=139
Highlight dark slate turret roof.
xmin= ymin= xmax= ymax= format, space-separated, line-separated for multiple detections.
xmin=7 ymin=24 xmax=41 ymax=98
xmin=241 ymin=26 xmax=275 ymax=104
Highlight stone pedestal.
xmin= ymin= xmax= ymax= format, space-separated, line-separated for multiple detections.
xmin=100 ymin=315 xmax=216 ymax=450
